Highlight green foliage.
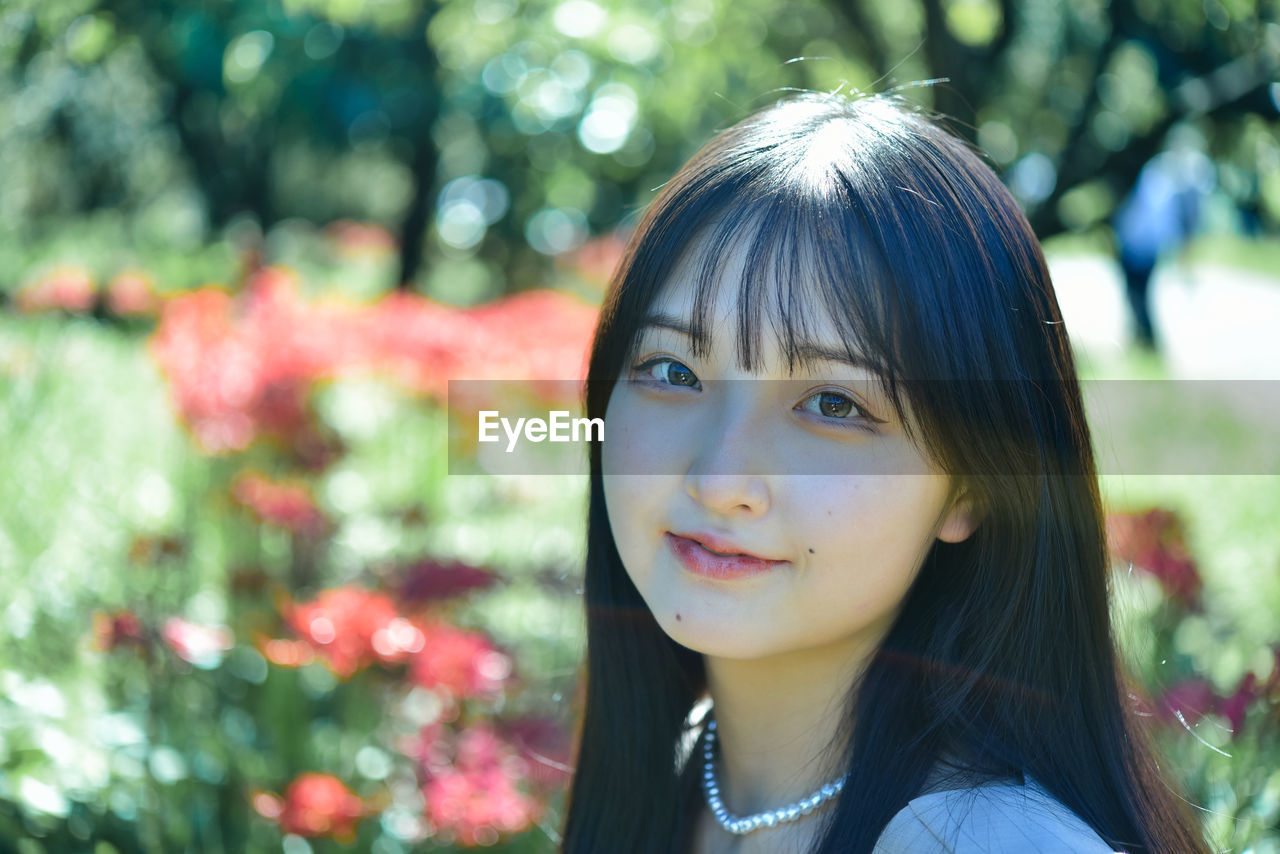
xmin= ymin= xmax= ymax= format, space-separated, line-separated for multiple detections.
xmin=3 ymin=0 xmax=1275 ymax=296
xmin=0 ymin=306 xmax=586 ymax=851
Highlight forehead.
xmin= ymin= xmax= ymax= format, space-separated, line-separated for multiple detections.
xmin=638 ymin=217 xmax=875 ymax=375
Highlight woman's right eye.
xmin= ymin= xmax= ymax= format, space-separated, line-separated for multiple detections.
xmin=630 ymin=357 xmax=701 ymax=390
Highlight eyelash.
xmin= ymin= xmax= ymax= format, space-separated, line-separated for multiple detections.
xmin=628 ymin=356 xmax=885 ymax=434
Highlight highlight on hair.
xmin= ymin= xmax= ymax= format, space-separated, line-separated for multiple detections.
xmin=559 ymin=91 xmax=1210 ymax=854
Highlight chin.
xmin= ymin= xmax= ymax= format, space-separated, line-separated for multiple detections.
xmin=651 ymin=609 xmax=777 ymax=660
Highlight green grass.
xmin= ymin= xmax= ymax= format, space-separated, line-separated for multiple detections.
xmin=1183 ymin=232 xmax=1280 ymax=281
xmin=1043 ymin=228 xmax=1280 ymax=283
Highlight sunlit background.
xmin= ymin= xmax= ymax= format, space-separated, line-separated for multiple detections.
xmin=1 ymin=0 xmax=1278 ymax=851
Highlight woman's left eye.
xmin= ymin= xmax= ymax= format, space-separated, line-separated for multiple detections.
xmin=630 ymin=357 xmax=701 ymax=389
xmin=796 ymin=390 xmax=882 ymax=433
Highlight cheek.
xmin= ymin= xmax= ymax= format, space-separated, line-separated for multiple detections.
xmin=602 ymin=397 xmax=639 ymax=529
xmin=602 ymin=388 xmax=679 ymax=476
xmin=791 ymin=476 xmax=948 ymax=588
xmin=602 ymin=472 xmax=648 ymax=539
xmin=602 ymin=397 xmax=663 ymax=582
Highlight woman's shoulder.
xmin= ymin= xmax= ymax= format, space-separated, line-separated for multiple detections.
xmin=871 ymin=775 xmax=1120 ymax=854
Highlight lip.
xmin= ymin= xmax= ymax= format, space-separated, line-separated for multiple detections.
xmin=665 ymin=532 xmax=788 ymax=580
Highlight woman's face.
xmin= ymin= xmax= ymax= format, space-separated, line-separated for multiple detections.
xmin=601 ymin=235 xmax=979 ymax=661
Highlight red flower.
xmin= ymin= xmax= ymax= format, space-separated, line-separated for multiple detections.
xmin=1106 ymin=508 xmax=1203 ymax=607
xmin=257 ymin=635 xmax=317 ymax=668
xmin=1220 ymin=672 xmax=1261 ymax=738
xmin=324 ymin=220 xmax=397 ymax=258
xmin=148 ymin=275 xmax=316 ymax=454
xmin=256 ymin=773 xmax=367 ymax=841
xmin=149 ymin=271 xmax=597 ymax=455
xmin=397 ymin=559 xmax=500 ymax=605
xmin=106 ymin=271 xmax=161 ymax=317
xmin=16 ymin=267 xmax=97 ymax=313
xmin=283 ymin=586 xmax=417 ymax=678
xmin=1155 ymin=677 xmax=1218 ymax=726
xmin=408 ymin=621 xmax=511 ymax=700
xmin=231 ymin=471 xmax=328 ymax=535
xmin=93 ymin=610 xmax=146 ymax=651
xmin=421 ymin=723 xmax=541 ymax=846
xmin=149 ymin=287 xmax=262 ymax=452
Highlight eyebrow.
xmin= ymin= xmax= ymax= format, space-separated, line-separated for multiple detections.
xmin=638 ymin=312 xmax=881 ymax=373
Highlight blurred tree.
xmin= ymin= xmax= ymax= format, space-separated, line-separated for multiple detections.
xmin=1 ymin=0 xmax=1276 ymax=300
xmin=104 ymin=0 xmax=442 ymax=287
xmin=823 ymin=0 xmax=1279 ymax=237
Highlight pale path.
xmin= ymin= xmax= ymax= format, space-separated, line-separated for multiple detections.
xmin=1047 ymin=254 xmax=1280 ymax=381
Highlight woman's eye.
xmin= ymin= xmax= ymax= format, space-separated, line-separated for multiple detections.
xmin=628 ymin=362 xmax=882 ymax=434
xmin=797 ymin=390 xmax=882 ymax=433
xmin=631 ymin=357 xmax=700 ymax=389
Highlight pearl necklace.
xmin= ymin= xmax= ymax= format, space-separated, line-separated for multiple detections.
xmin=701 ymin=717 xmax=849 ymax=835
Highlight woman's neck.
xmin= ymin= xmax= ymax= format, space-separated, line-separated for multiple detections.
xmin=691 ymin=632 xmax=877 ymax=848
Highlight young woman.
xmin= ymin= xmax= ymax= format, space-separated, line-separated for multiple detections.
xmin=559 ymin=92 xmax=1210 ymax=853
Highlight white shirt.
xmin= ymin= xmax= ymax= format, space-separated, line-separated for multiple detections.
xmin=873 ymin=776 xmax=1120 ymax=853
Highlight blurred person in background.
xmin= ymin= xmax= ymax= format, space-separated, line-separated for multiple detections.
xmin=1112 ymin=125 xmax=1216 ymax=353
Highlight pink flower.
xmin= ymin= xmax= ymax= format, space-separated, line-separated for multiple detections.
xmin=1106 ymin=508 xmax=1203 ymax=607
xmin=230 ymin=471 xmax=328 ymax=535
xmin=421 ymin=723 xmax=541 ymax=846
xmin=408 ymin=621 xmax=511 ymax=700
xmin=161 ymin=617 xmax=233 ymax=667
xmin=399 ymin=720 xmax=449 ymax=769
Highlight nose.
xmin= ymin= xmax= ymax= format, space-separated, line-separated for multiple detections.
xmin=683 ymin=383 xmax=772 ymax=515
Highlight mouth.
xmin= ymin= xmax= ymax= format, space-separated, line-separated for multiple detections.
xmin=668 ymin=530 xmax=777 ymax=561
xmin=664 ymin=532 xmax=787 ymax=580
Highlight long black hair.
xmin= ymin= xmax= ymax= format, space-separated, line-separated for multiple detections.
xmin=559 ymin=92 xmax=1209 ymax=854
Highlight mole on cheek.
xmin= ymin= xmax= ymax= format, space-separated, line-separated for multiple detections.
xmin=675 ymin=612 xmax=681 ymax=621
xmin=808 ymin=548 xmax=815 ymax=554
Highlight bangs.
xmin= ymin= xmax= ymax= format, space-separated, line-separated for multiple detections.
xmin=620 ymin=171 xmax=922 ymax=446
